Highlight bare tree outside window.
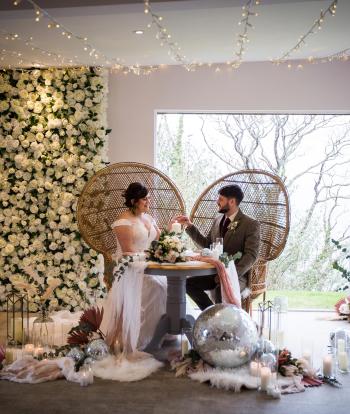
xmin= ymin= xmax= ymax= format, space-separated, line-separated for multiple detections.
xmin=156 ymin=113 xmax=350 ymax=294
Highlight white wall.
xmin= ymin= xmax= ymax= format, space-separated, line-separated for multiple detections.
xmin=106 ymin=61 xmax=350 ymax=165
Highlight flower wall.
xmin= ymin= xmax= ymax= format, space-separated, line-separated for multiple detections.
xmin=0 ymin=67 xmax=109 ymax=312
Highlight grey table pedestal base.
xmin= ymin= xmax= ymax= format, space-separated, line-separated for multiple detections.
xmin=144 ymin=266 xmax=216 ymax=352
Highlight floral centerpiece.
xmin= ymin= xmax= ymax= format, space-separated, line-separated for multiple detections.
xmin=146 ymin=230 xmax=186 ymax=263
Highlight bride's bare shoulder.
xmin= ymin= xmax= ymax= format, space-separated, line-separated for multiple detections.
xmin=118 ymin=211 xmax=133 ymax=220
xmin=111 ymin=212 xmax=135 ymax=228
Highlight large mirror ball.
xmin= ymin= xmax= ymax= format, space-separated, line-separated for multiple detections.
xmin=193 ymin=304 xmax=259 ymax=368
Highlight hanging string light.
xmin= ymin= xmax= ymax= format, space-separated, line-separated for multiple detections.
xmin=228 ymin=0 xmax=260 ymax=69
xmin=11 ymin=0 xmax=158 ymax=75
xmin=143 ymin=0 xmax=194 ymax=71
xmin=0 ymin=30 xmax=79 ymax=68
xmin=4 ymin=0 xmax=347 ymax=75
xmin=273 ymin=0 xmax=338 ymax=65
xmin=284 ymin=47 xmax=350 ymax=70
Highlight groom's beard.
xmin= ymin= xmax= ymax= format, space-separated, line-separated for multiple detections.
xmin=218 ymin=204 xmax=230 ymax=214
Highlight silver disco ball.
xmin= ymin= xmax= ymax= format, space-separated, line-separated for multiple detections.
xmin=86 ymin=338 xmax=110 ymax=361
xmin=67 ymin=347 xmax=85 ymax=363
xmin=193 ymin=304 xmax=259 ymax=368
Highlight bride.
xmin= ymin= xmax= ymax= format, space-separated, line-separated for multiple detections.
xmin=101 ymin=181 xmax=167 ymax=352
xmin=94 ymin=182 xmax=169 ymax=381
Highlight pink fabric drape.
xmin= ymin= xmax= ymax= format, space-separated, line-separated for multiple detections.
xmin=193 ymin=256 xmax=241 ymax=308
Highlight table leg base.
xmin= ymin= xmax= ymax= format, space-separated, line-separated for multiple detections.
xmin=144 ymin=314 xmax=170 ymax=352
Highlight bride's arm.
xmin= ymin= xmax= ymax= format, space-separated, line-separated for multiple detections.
xmin=113 ymin=226 xmax=136 ymax=254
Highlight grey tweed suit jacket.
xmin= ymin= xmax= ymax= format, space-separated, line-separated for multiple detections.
xmin=186 ymin=209 xmax=260 ymax=290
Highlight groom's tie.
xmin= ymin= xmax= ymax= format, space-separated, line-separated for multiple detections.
xmin=221 ymin=217 xmax=231 ymax=238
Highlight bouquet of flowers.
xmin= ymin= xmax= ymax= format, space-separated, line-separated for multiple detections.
xmin=146 ymin=230 xmax=186 ymax=263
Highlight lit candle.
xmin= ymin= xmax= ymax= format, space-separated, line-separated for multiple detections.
xmin=171 ymin=221 xmax=181 ymax=233
xmin=5 ymin=348 xmax=14 ymax=365
xmin=35 ymin=346 xmax=44 ymax=359
xmin=323 ymin=355 xmax=333 ymax=377
xmin=24 ymin=343 xmax=35 ymax=356
xmin=215 ymin=243 xmax=223 ymax=255
xmin=250 ymin=361 xmax=260 ymax=376
xmin=260 ymin=367 xmax=271 ymax=391
xmin=337 ymin=339 xmax=345 ymax=352
xmin=338 ymin=351 xmax=348 ymax=372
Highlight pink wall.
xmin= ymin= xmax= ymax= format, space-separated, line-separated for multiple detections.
xmin=107 ymin=60 xmax=350 ymax=165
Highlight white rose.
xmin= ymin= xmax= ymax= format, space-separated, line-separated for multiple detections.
xmin=51 ymin=141 xmax=60 ymax=151
xmin=96 ymin=129 xmax=105 ymax=139
xmin=30 ymin=205 xmax=39 ymax=214
xmin=85 ymin=98 xmax=93 ymax=108
xmin=44 ymin=181 xmax=53 ymax=190
xmin=33 ymin=102 xmax=43 ymax=114
xmin=74 ymin=89 xmax=85 ymax=102
xmin=60 ymin=215 xmax=71 ymax=225
xmin=49 ymin=242 xmax=58 ymax=250
xmin=3 ymin=244 xmax=15 ymax=255
xmin=0 ymin=101 xmax=10 ymax=112
xmin=76 ymin=168 xmax=85 ymax=178
xmin=88 ymin=277 xmax=98 ymax=288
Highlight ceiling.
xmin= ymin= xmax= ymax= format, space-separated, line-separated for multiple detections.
xmin=0 ymin=0 xmax=349 ymax=70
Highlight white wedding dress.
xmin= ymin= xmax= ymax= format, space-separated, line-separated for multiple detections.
xmin=93 ymin=217 xmax=167 ymax=381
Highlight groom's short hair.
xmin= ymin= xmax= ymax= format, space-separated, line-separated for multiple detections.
xmin=218 ymin=185 xmax=244 ymax=205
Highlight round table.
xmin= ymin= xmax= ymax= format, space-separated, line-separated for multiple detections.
xmin=144 ymin=261 xmax=217 ymax=351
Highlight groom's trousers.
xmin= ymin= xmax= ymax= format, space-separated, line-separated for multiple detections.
xmin=186 ymin=275 xmax=222 ymax=311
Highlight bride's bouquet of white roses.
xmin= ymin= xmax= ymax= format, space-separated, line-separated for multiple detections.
xmin=146 ymin=230 xmax=186 ymax=263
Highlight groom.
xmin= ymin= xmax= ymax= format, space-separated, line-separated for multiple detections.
xmin=175 ymin=184 xmax=260 ymax=310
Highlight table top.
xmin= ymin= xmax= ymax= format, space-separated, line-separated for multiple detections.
xmin=146 ymin=260 xmax=215 ymax=271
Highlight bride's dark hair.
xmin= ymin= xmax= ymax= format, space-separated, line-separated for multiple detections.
xmin=122 ymin=182 xmax=149 ymax=209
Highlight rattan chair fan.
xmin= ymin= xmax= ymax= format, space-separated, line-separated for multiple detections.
xmin=77 ymin=162 xmax=185 ymax=287
xmin=189 ymin=169 xmax=290 ymax=311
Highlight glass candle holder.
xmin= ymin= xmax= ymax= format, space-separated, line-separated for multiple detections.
xmin=255 ymin=337 xmax=278 ymax=392
xmin=272 ymin=296 xmax=288 ymax=350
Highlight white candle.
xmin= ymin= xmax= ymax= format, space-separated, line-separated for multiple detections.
xmin=35 ymin=346 xmax=44 ymax=359
xmin=337 ymin=339 xmax=345 ymax=352
xmin=5 ymin=348 xmax=14 ymax=365
xmin=215 ymin=243 xmax=223 ymax=255
xmin=338 ymin=351 xmax=348 ymax=372
xmin=24 ymin=343 xmax=35 ymax=356
xmin=250 ymin=361 xmax=260 ymax=376
xmin=171 ymin=222 xmax=182 ymax=233
xmin=323 ymin=355 xmax=333 ymax=376
xmin=260 ymin=367 xmax=271 ymax=391
xmin=181 ymin=338 xmax=189 ymax=357
xmin=302 ymin=350 xmax=312 ymax=364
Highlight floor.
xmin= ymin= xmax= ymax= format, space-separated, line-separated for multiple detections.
xmin=1 ymin=309 xmax=350 ymax=414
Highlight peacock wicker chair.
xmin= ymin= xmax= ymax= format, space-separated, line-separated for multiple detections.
xmin=77 ymin=162 xmax=185 ymax=289
xmin=189 ymin=169 xmax=290 ymax=313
